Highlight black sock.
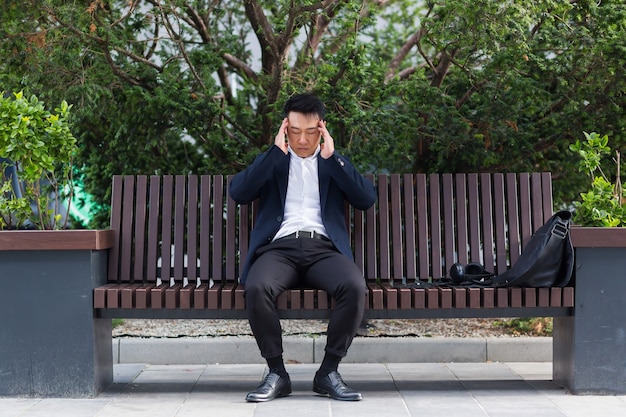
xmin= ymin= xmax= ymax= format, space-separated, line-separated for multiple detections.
xmin=267 ymin=356 xmax=288 ymax=377
xmin=317 ymin=352 xmax=342 ymax=376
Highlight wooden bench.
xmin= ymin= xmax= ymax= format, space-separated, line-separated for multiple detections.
xmin=100 ymin=172 xmax=626 ymax=394
xmin=95 ymin=172 xmax=574 ymax=320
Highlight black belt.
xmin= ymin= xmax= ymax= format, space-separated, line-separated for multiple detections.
xmin=280 ymin=231 xmax=330 ymax=241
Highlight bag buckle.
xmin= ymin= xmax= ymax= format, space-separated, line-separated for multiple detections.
xmin=551 ymin=220 xmax=568 ymax=239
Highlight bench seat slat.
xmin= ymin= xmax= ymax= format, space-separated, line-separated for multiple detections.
xmin=220 ymin=283 xmax=236 ymax=310
xmin=121 ymin=284 xmax=141 ymax=309
xmin=135 ymin=285 xmax=151 ymax=309
xmin=106 ymin=285 xmax=124 ymax=309
xmin=150 ymin=284 xmax=168 ymax=309
xmin=180 ymin=285 xmax=192 ymax=309
xmin=412 ymin=289 xmax=425 ymax=309
xmin=453 ymin=288 xmax=467 ymax=309
xmin=165 ymin=284 xmax=182 ymax=309
xmin=317 ymin=289 xmax=330 ymax=310
xmin=381 ymin=283 xmax=397 ymax=310
xmin=482 ymin=288 xmax=495 ymax=309
xmin=289 ymin=290 xmax=301 ymax=310
xmin=303 ymin=289 xmax=315 ymax=309
xmin=207 ymin=284 xmax=221 ymax=309
xmin=235 ymin=286 xmax=246 ymax=310
xmin=398 ymin=288 xmax=411 ymax=309
xmin=193 ymin=283 xmax=209 ymax=309
xmin=437 ymin=287 xmax=451 ymax=309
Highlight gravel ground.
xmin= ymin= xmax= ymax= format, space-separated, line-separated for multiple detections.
xmin=112 ymin=318 xmax=520 ymax=339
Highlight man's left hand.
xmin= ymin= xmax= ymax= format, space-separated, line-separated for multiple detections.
xmin=319 ymin=120 xmax=335 ymax=159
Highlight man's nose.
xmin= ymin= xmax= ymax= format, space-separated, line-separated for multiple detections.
xmin=297 ymin=133 xmax=308 ymax=143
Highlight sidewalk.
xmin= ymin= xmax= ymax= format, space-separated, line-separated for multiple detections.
xmin=3 ymin=362 xmax=626 ymax=417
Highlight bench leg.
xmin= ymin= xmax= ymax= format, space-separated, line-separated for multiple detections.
xmin=553 ymin=247 xmax=626 ymax=394
xmin=0 ymin=249 xmax=113 ymax=397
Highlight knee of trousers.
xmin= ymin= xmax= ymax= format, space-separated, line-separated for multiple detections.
xmin=243 ymin=283 xmax=277 ymax=309
xmin=334 ymin=279 xmax=367 ymax=305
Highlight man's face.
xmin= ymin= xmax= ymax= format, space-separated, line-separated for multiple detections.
xmin=286 ymin=111 xmax=321 ymax=158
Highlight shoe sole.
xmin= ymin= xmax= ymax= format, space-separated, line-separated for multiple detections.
xmin=313 ymin=386 xmax=362 ymax=401
xmin=245 ymin=389 xmax=292 ymax=402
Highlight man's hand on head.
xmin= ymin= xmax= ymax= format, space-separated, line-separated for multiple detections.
xmin=319 ymin=120 xmax=335 ymax=159
xmin=274 ymin=118 xmax=289 ymax=154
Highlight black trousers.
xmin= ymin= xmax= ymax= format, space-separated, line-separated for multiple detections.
xmin=244 ymin=237 xmax=367 ymax=359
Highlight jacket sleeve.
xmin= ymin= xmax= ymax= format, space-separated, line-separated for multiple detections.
xmin=320 ymin=152 xmax=376 ymax=210
xmin=229 ymin=145 xmax=287 ymax=204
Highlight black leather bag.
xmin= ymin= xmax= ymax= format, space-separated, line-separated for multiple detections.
xmin=446 ymin=210 xmax=574 ymax=288
xmin=491 ymin=210 xmax=574 ymax=287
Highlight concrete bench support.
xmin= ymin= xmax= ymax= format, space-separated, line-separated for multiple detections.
xmin=0 ymin=249 xmax=113 ymax=397
xmin=554 ymin=246 xmax=626 ymax=394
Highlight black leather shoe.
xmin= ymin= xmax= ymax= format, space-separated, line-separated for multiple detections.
xmin=245 ymin=372 xmax=292 ymax=402
xmin=313 ymin=371 xmax=362 ymax=401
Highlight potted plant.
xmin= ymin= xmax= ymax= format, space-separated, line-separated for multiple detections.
xmin=569 ymin=131 xmax=626 ymax=227
xmin=0 ymin=90 xmax=76 ymax=230
xmin=0 ymin=91 xmax=114 ymax=248
xmin=565 ymin=131 xmax=626 ymax=245
xmin=0 ymin=91 xmax=114 ymax=397
xmin=553 ymin=131 xmax=626 ymax=394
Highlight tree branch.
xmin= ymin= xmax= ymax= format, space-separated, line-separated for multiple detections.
xmin=103 ymin=48 xmax=154 ymax=90
xmin=223 ymin=53 xmax=258 ymax=82
xmin=430 ymin=48 xmax=459 ymax=88
xmin=385 ymin=4 xmax=434 ymax=82
xmin=455 ymin=80 xmax=487 ymax=109
xmin=158 ymin=5 xmax=206 ymax=90
xmin=184 ymin=2 xmax=212 ymax=43
xmin=385 ymin=31 xmax=420 ymax=83
xmin=48 ymin=9 xmax=163 ymax=72
xmin=216 ymin=67 xmax=233 ymax=104
xmin=109 ymin=0 xmax=140 ymax=27
xmin=145 ymin=16 xmax=159 ymax=60
xmin=243 ymin=0 xmax=278 ymax=63
xmin=293 ymin=0 xmax=339 ymax=57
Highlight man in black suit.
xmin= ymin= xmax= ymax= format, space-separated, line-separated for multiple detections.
xmin=229 ymin=93 xmax=376 ymax=402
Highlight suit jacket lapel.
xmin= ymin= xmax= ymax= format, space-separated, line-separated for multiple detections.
xmin=275 ymin=153 xmax=290 ymax=206
xmin=318 ymin=154 xmax=330 ymax=210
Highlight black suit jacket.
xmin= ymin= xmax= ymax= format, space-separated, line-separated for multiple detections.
xmin=229 ymin=145 xmax=376 ymax=283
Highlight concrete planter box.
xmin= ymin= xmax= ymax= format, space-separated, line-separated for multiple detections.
xmin=0 ymin=230 xmax=114 ymax=397
xmin=554 ymin=227 xmax=626 ymax=394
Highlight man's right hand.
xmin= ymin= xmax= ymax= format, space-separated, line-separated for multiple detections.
xmin=274 ymin=118 xmax=289 ymax=154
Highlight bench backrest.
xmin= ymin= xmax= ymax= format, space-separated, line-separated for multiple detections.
xmin=107 ymin=173 xmax=553 ymax=286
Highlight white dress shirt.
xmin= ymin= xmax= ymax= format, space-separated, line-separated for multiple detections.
xmin=273 ymin=146 xmax=328 ymax=241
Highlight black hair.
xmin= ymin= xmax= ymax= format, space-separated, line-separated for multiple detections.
xmin=283 ymin=93 xmax=325 ymax=120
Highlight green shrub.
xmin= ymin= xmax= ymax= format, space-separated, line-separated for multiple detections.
xmin=0 ymin=91 xmax=77 ymax=229
xmin=569 ymin=132 xmax=626 ymax=227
